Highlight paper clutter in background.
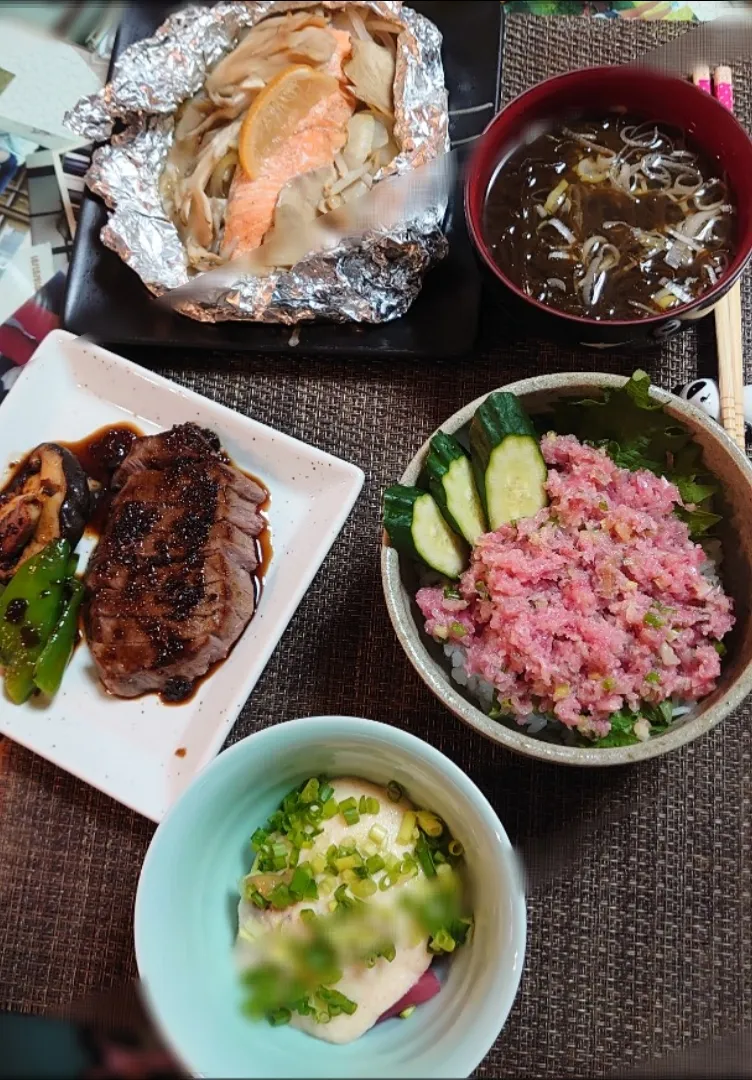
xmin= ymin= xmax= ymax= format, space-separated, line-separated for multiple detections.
xmin=0 ymin=20 xmax=101 ymax=151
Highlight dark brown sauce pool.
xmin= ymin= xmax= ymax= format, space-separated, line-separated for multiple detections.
xmin=62 ymin=423 xmax=142 ymax=537
xmin=60 ymin=424 xmax=272 ymax=707
xmin=482 ymin=113 xmax=737 ymax=320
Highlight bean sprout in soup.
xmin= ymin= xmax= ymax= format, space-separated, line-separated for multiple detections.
xmin=482 ymin=114 xmax=737 ymax=320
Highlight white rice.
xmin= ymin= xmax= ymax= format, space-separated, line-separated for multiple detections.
xmin=443 ymin=643 xmax=696 ymax=739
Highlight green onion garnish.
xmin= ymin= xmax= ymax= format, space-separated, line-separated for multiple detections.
xmin=397 ymin=810 xmax=416 ymax=845
xmin=380 ymin=944 xmax=396 ymax=963
xmin=645 ymin=671 xmax=661 ymax=685
xmin=415 ymin=834 xmax=436 ymax=878
xmin=316 ymin=987 xmax=358 ymax=1016
xmin=443 ymin=584 xmax=461 ymax=600
xmin=343 ymin=807 xmax=360 ymax=827
xmin=318 ymin=782 xmax=334 ymax=803
xmin=429 ymin=928 xmax=456 ymax=953
xmin=270 ymin=883 xmax=292 ymax=909
xmin=378 ymin=875 xmax=395 ymax=891
xmin=450 ymin=621 xmax=468 ymax=638
xmin=268 ymin=1007 xmax=292 ymax=1026
xmin=300 ymin=778 xmax=319 ymax=803
xmin=399 ymin=1006 xmax=416 ymax=1019
xmin=448 ymin=839 xmax=464 ymax=858
xmin=365 ymin=854 xmax=385 ymax=875
xmin=369 ymin=824 xmax=387 ymax=846
xmin=251 ymin=828 xmax=268 ymax=849
xmin=350 ymin=878 xmax=377 ymax=899
xmin=300 ymin=908 xmax=316 ymax=925
xmin=644 ymin=611 xmax=663 ymax=629
xmin=714 ymin=640 xmax=727 ymax=656
xmin=321 ymin=797 xmax=339 ymax=820
xmin=359 ymin=795 xmax=368 ymax=814
xmin=366 ymin=797 xmax=380 ymax=814
xmin=386 ymin=781 xmax=403 ymax=803
xmin=416 ymin=811 xmax=443 ymax=838
xmin=334 ymin=854 xmax=361 ymax=872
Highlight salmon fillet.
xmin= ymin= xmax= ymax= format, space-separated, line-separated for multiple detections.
xmin=222 ymin=88 xmax=353 ymax=256
xmin=222 ymin=30 xmax=354 ymax=258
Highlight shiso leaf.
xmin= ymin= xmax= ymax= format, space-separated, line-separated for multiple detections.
xmin=547 ymin=370 xmax=721 ymax=541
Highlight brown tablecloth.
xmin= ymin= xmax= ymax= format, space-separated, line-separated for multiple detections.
xmin=1 ymin=15 xmax=751 ymax=1078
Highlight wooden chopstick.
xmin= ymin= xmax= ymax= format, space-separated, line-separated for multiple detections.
xmin=692 ymin=65 xmax=746 ymax=450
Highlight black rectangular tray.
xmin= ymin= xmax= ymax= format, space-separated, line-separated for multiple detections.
xmin=63 ymin=1 xmax=502 ymax=359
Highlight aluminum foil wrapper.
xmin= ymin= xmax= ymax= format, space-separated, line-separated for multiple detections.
xmin=65 ymin=1 xmax=450 ymax=324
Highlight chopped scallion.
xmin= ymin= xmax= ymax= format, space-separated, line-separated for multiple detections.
xmin=397 ymin=810 xmax=416 ymax=846
xmin=448 ymin=839 xmax=464 ymax=858
xmin=268 ymin=1008 xmax=291 ymax=1026
xmin=416 ymin=811 xmax=443 ymax=838
xmin=350 ymin=878 xmax=377 ymax=899
xmin=399 ymin=1006 xmax=416 ymax=1019
xmin=300 ymin=778 xmax=319 ymax=803
xmin=365 ymin=854 xmax=385 ymax=875
xmin=369 ymin=824 xmax=387 ymax=846
xmin=386 ymin=781 xmax=403 ymax=803
xmin=321 ymin=797 xmax=339 ymax=820
xmin=342 ymin=807 xmax=360 ymax=827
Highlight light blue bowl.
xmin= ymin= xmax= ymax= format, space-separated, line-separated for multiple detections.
xmin=135 ymin=716 xmax=527 ymax=1078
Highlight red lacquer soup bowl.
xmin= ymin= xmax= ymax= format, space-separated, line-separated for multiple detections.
xmin=465 ymin=66 xmax=752 ymax=348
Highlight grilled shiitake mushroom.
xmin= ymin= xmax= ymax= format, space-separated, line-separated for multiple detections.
xmin=0 ymin=444 xmax=91 ymax=582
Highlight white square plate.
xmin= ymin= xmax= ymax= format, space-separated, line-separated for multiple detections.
xmin=0 ymin=331 xmax=364 ymax=820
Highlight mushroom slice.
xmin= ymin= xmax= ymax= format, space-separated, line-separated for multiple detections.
xmin=205 ymin=12 xmax=325 ymax=95
xmin=343 ymin=39 xmax=395 ymax=117
xmin=0 ymin=444 xmax=90 ymax=582
xmin=262 ymin=165 xmax=337 ymax=267
xmin=343 ymin=112 xmax=376 ymax=170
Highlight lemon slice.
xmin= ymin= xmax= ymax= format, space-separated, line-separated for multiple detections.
xmin=238 ymin=65 xmax=339 ymax=179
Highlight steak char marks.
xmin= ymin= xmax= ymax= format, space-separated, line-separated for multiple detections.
xmin=86 ymin=423 xmax=266 ymax=700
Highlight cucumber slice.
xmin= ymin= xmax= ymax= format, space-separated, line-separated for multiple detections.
xmin=426 ymin=432 xmax=487 ymax=545
xmin=383 ymin=485 xmax=468 ymax=579
xmin=483 ymin=436 xmax=548 ymax=527
xmin=470 ymin=392 xmax=548 ymax=528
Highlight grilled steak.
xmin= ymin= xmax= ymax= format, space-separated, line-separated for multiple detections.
xmin=85 ymin=423 xmax=266 ymax=700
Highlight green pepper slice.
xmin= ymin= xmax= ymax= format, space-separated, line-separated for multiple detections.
xmin=0 ymin=539 xmax=71 ymax=703
xmin=33 ymin=579 xmax=85 ymax=697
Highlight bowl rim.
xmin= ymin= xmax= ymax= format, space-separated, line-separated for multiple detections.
xmin=134 ymin=715 xmax=528 ymax=1077
xmin=381 ymin=373 xmax=752 ymax=766
xmin=464 ymin=65 xmax=752 ymax=328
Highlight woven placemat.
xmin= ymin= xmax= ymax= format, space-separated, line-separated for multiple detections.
xmin=1 ymin=14 xmax=752 ymax=1078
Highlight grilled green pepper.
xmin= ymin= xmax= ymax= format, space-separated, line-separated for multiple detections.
xmin=33 ymin=579 xmax=84 ymax=697
xmin=0 ymin=539 xmax=71 ymax=704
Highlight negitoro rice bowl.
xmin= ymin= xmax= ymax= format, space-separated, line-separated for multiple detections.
xmin=381 ymin=372 xmax=752 ymax=763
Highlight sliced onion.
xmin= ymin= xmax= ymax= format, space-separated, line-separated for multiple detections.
xmin=548 ymin=249 xmax=573 ymax=260
xmin=543 ymin=178 xmax=569 ymax=215
xmin=694 ymin=180 xmax=728 ymax=211
xmin=664 ymin=243 xmax=688 ymax=270
xmin=704 ymin=264 xmax=719 ymax=285
xmin=619 ymin=123 xmax=661 ymax=149
xmin=629 ymin=300 xmax=658 ymax=316
xmin=582 ymin=234 xmax=607 ymax=261
xmin=538 ymin=217 xmax=576 ymax=245
xmin=575 ymin=157 xmax=608 ymax=183
xmin=659 ymin=277 xmax=695 ymax=304
xmin=664 ymin=227 xmax=705 ymax=253
xmin=562 ymin=126 xmax=615 ymax=156
xmin=547 ymin=277 xmax=566 ymax=291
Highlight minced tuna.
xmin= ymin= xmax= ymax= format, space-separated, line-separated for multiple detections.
xmin=416 ymin=434 xmax=734 ymax=740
